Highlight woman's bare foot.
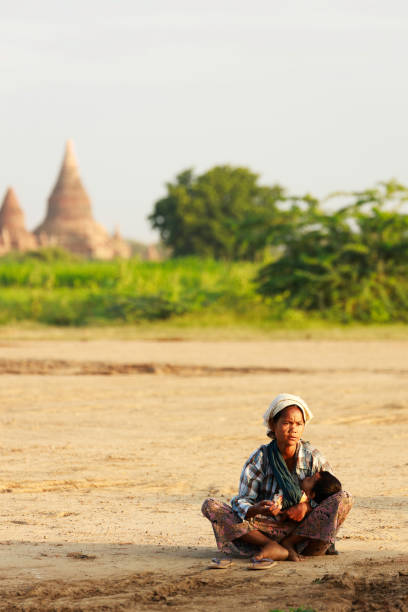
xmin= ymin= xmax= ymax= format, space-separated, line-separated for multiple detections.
xmin=286 ymin=547 xmax=303 ymax=562
xmin=238 ymin=530 xmax=289 ymax=561
xmin=253 ymin=540 xmax=289 ymax=562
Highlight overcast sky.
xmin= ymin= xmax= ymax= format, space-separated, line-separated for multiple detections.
xmin=1 ymin=0 xmax=408 ymax=242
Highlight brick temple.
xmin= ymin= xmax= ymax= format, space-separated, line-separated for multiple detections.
xmin=0 ymin=187 xmax=37 ymax=255
xmin=0 ymin=141 xmax=131 ymax=259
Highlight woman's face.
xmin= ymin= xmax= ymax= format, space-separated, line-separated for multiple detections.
xmin=271 ymin=405 xmax=305 ymax=450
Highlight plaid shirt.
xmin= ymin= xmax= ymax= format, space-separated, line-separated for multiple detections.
xmin=231 ymin=440 xmax=332 ymax=520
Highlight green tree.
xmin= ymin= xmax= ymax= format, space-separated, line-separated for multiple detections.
xmin=256 ymin=180 xmax=408 ymax=321
xmin=148 ymin=166 xmax=285 ymax=259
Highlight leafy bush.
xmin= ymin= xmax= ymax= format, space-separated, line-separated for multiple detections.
xmin=256 ymin=181 xmax=408 ymax=322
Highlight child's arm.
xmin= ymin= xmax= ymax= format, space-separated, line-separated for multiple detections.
xmin=281 ymin=500 xmax=312 ymax=522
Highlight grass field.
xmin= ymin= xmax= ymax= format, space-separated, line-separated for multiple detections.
xmin=0 ymin=253 xmax=278 ymax=327
xmin=1 ymin=250 xmax=408 ymax=333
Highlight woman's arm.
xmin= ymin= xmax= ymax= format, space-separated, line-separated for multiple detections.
xmin=231 ymin=446 xmax=271 ymax=519
xmin=245 ymin=499 xmax=281 ymax=519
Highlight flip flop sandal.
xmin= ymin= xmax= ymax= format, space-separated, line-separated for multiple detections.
xmin=208 ymin=558 xmax=234 ymax=569
xmin=248 ymin=558 xmax=277 ymax=571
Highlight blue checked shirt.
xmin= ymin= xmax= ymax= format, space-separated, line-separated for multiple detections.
xmin=231 ymin=440 xmax=332 ymax=520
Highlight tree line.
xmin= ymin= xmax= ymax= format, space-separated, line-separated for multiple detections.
xmin=149 ymin=167 xmax=408 ymax=321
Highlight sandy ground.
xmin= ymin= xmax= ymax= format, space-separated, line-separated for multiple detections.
xmin=0 ymin=338 xmax=407 ymax=610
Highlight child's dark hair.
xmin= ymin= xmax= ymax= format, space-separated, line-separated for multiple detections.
xmin=313 ymin=471 xmax=342 ymax=503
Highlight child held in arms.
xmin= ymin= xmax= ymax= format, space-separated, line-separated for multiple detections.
xmin=273 ymin=471 xmax=342 ymax=561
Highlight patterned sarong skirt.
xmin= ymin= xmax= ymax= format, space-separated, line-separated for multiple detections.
xmin=202 ymin=491 xmax=352 ymax=557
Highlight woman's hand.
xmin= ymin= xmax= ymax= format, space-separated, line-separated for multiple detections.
xmin=284 ymin=502 xmax=310 ymax=522
xmin=246 ymin=500 xmax=281 ymax=519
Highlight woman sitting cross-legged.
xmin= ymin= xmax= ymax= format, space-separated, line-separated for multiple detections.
xmin=202 ymin=393 xmax=352 ymax=569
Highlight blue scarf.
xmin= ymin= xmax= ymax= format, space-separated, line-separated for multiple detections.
xmin=266 ymin=440 xmax=303 ymax=510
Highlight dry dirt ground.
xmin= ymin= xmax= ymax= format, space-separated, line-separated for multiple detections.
xmin=0 ymin=338 xmax=407 ymax=611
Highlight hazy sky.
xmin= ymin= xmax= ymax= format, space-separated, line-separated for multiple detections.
xmin=1 ymin=0 xmax=408 ymax=242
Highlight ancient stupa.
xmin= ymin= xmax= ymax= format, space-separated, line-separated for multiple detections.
xmin=0 ymin=187 xmax=38 ymax=254
xmin=34 ymin=140 xmax=131 ymax=259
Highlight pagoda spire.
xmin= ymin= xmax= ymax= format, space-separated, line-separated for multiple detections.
xmin=0 ymin=187 xmax=37 ymax=250
xmin=35 ymin=139 xmax=93 ymax=231
xmin=64 ymin=139 xmax=77 ymax=167
xmin=55 ymin=139 xmax=81 ymax=183
xmin=0 ymin=187 xmax=25 ymax=231
xmin=34 ymin=140 xmax=130 ymax=258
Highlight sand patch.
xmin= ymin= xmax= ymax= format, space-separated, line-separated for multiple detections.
xmin=0 ymin=560 xmax=407 ymax=610
xmin=0 ymin=339 xmax=407 ymax=609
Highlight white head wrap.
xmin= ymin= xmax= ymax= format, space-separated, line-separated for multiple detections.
xmin=263 ymin=393 xmax=313 ymax=437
